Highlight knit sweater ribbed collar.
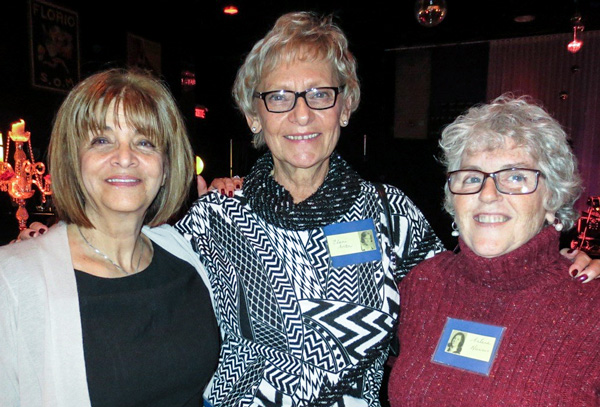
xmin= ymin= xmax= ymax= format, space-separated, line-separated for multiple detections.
xmin=455 ymin=226 xmax=563 ymax=291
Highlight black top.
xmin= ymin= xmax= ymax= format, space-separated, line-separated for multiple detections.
xmin=75 ymin=242 xmax=220 ymax=407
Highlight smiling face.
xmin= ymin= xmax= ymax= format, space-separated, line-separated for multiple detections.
xmin=80 ymin=102 xmax=165 ymax=224
xmin=453 ymin=140 xmax=554 ymax=258
xmin=247 ymin=57 xmax=352 ymax=178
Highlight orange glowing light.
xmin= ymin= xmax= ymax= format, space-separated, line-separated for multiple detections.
xmin=11 ymin=120 xmax=24 ymax=135
xmin=223 ymin=5 xmax=238 ymax=15
xmin=10 ymin=119 xmax=30 ymax=142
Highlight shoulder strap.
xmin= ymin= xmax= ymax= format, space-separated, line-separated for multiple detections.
xmin=373 ymin=182 xmax=397 ymax=261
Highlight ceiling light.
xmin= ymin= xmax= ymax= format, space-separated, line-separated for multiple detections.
xmin=513 ymin=15 xmax=535 ymax=23
xmin=223 ymin=5 xmax=239 ymax=15
xmin=414 ymin=0 xmax=447 ymax=27
xmin=567 ymin=24 xmax=584 ymax=53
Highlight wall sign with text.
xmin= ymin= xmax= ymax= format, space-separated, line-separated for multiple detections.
xmin=28 ymin=0 xmax=80 ymax=93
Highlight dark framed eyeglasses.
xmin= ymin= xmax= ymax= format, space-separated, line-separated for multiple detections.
xmin=447 ymin=168 xmax=543 ymax=195
xmin=253 ymin=86 xmax=344 ymax=113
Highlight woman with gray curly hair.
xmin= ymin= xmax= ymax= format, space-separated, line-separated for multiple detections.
xmin=439 ymin=93 xmax=581 ymax=231
xmin=388 ymin=94 xmax=600 ymax=406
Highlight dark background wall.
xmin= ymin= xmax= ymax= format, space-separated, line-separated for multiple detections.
xmin=0 ymin=1 xmax=530 ymax=249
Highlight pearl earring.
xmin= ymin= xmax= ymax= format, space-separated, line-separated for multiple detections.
xmin=342 ymin=120 xmax=348 ymax=126
xmin=451 ymin=221 xmax=459 ymax=237
xmin=251 ymin=127 xmax=257 ymax=133
xmin=554 ymin=217 xmax=564 ymax=232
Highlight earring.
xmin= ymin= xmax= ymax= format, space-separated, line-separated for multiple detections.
xmin=554 ymin=217 xmax=564 ymax=232
xmin=451 ymin=221 xmax=459 ymax=237
xmin=342 ymin=120 xmax=348 ymax=126
xmin=251 ymin=127 xmax=257 ymax=133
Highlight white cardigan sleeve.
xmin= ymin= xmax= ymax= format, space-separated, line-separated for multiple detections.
xmin=0 ymin=262 xmax=19 ymax=406
xmin=0 ymin=222 xmax=91 ymax=407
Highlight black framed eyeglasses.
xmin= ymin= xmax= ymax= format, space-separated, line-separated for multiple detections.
xmin=447 ymin=168 xmax=543 ymax=195
xmin=253 ymin=86 xmax=344 ymax=113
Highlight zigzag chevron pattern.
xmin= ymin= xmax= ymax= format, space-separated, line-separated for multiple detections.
xmin=253 ymin=379 xmax=294 ymax=407
xmin=207 ymin=341 xmax=261 ymax=405
xmin=296 ymin=362 xmax=327 ymax=405
xmin=263 ymin=360 xmax=300 ymax=395
xmin=301 ymin=317 xmax=343 ymax=370
xmin=260 ymin=220 xmax=325 ymax=300
xmin=175 ymin=181 xmax=445 ymax=407
xmin=304 ymin=228 xmax=330 ymax=289
xmin=301 ymin=300 xmax=394 ymax=362
xmin=326 ymin=264 xmax=358 ymax=303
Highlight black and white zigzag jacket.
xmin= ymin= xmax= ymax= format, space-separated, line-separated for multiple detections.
xmin=175 ymin=181 xmax=444 ymax=407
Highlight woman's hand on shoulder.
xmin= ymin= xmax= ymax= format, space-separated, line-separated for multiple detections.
xmin=11 ymin=222 xmax=48 ymax=243
xmin=561 ymin=248 xmax=600 ymax=283
xmin=197 ymin=175 xmax=244 ymax=198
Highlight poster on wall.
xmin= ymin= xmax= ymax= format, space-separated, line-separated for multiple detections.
xmin=28 ymin=0 xmax=80 ymax=93
xmin=127 ymin=33 xmax=161 ymax=75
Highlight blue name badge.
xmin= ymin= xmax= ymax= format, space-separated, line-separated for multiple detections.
xmin=432 ymin=317 xmax=505 ymax=376
xmin=323 ymin=219 xmax=381 ymax=268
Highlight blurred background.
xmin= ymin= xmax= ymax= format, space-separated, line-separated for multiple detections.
xmin=1 ymin=0 xmax=599 ymax=252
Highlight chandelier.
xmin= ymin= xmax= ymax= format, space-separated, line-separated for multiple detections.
xmin=0 ymin=119 xmax=52 ymax=230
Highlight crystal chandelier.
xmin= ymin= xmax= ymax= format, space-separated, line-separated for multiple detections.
xmin=0 ymin=119 xmax=52 ymax=230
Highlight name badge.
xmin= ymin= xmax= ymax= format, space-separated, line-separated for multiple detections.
xmin=431 ymin=317 xmax=505 ymax=376
xmin=323 ymin=219 xmax=381 ymax=267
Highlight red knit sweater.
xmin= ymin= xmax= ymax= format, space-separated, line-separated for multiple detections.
xmin=388 ymin=226 xmax=600 ymax=406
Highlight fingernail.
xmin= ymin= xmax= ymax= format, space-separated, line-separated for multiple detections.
xmin=571 ymin=269 xmax=579 ymax=277
xmin=235 ymin=185 xmax=241 ymax=190
xmin=220 ymin=189 xmax=225 ymax=195
xmin=577 ymin=274 xmax=588 ymax=283
xmin=228 ymin=191 xmax=233 ymax=197
xmin=567 ymin=248 xmax=575 ymax=254
xmin=29 ymin=231 xmax=35 ymax=237
xmin=39 ymin=229 xmax=46 ymax=235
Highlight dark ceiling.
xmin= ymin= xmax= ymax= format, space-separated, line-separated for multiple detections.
xmin=173 ymin=0 xmax=600 ymax=53
xmin=47 ymin=0 xmax=598 ymax=80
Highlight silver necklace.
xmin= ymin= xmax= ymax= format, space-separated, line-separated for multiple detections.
xmin=77 ymin=225 xmax=144 ymax=275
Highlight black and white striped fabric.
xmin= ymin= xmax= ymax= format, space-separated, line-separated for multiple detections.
xmin=176 ymin=164 xmax=443 ymax=407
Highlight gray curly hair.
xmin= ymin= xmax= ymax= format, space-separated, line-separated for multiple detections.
xmin=439 ymin=93 xmax=582 ymax=230
xmin=232 ymin=11 xmax=360 ymax=149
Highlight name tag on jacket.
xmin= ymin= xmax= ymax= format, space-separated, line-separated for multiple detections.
xmin=323 ymin=219 xmax=381 ymax=267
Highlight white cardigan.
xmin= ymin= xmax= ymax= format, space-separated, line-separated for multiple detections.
xmin=0 ymin=222 xmax=213 ymax=407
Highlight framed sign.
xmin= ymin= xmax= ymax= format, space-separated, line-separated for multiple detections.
xmin=28 ymin=0 xmax=80 ymax=93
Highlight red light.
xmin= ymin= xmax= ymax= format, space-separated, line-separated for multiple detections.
xmin=567 ymin=25 xmax=584 ymax=54
xmin=181 ymin=70 xmax=196 ymax=87
xmin=567 ymin=39 xmax=582 ymax=53
xmin=195 ymin=106 xmax=208 ymax=119
xmin=223 ymin=5 xmax=238 ymax=15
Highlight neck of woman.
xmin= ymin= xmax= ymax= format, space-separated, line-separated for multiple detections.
xmin=69 ymin=211 xmax=148 ymax=277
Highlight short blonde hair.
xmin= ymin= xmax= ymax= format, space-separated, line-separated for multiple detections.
xmin=232 ymin=11 xmax=360 ymax=148
xmin=49 ymin=68 xmax=194 ymax=227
